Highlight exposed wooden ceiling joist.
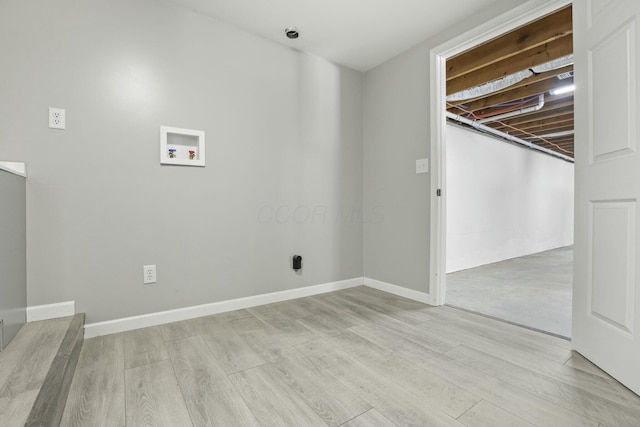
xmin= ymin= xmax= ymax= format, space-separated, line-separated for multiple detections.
xmin=496 ymin=114 xmax=573 ymax=131
xmin=536 ymin=140 xmax=575 ymax=148
xmin=468 ymin=106 xmax=574 ymax=135
xmin=446 ymin=6 xmax=574 ymax=158
xmin=509 ymin=123 xmax=575 ymax=138
xmin=539 ymin=138 xmax=573 ymax=149
xmin=493 ymin=100 xmax=573 ymax=126
xmin=458 ymin=77 xmax=573 ymax=113
xmin=447 ymin=34 xmax=573 ymax=96
xmin=537 ymin=142 xmax=574 ymax=152
xmin=448 ymin=64 xmax=573 ymax=109
xmin=446 ymin=6 xmax=573 ymax=80
xmin=508 ymin=127 xmax=574 ymax=141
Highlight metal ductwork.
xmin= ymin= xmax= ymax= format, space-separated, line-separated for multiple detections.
xmin=447 ymin=55 xmax=574 ymax=103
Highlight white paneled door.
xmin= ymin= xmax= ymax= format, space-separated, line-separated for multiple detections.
xmin=573 ymin=0 xmax=640 ymax=394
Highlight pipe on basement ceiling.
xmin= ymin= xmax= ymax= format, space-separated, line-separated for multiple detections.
xmin=539 ymin=129 xmax=574 ymax=138
xmin=446 ymin=111 xmax=574 ymax=163
xmin=477 ymin=94 xmax=545 ymax=124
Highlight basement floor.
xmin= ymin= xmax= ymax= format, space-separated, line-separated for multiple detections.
xmin=60 ymin=286 xmax=640 ymax=426
xmin=446 ymin=246 xmax=573 ymax=339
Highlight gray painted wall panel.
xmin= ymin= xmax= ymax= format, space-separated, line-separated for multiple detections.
xmin=0 ymin=0 xmax=363 ymax=323
xmin=362 ymin=0 xmax=527 ymax=293
xmin=0 ymin=170 xmax=27 ymax=349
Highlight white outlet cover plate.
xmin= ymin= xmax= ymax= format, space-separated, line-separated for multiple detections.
xmin=416 ymin=158 xmax=429 ymax=174
xmin=49 ymin=107 xmax=66 ymax=130
xmin=143 ymin=265 xmax=157 ymax=284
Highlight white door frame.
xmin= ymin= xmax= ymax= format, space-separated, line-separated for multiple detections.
xmin=429 ymin=0 xmax=573 ymax=305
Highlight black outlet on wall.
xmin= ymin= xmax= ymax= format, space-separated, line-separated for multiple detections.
xmin=293 ymin=255 xmax=302 ymax=271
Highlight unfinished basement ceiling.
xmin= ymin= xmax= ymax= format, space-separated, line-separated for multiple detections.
xmin=446 ymin=6 xmax=574 ymax=159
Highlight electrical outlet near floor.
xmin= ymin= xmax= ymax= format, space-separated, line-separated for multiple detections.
xmin=143 ymin=265 xmax=157 ymax=284
xmin=49 ymin=107 xmax=66 ymax=130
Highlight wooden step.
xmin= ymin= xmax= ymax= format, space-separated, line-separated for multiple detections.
xmin=25 ymin=313 xmax=85 ymax=427
xmin=0 ymin=313 xmax=85 ymax=427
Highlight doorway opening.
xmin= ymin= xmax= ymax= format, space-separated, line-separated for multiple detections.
xmin=429 ymin=0 xmax=574 ymax=339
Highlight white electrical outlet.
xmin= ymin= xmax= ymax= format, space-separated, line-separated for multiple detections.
xmin=49 ymin=107 xmax=66 ymax=130
xmin=416 ymin=158 xmax=429 ymax=174
xmin=143 ymin=265 xmax=157 ymax=284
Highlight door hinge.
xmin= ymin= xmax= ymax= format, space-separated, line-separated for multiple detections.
xmin=437 ymin=189 xmax=442 ymax=197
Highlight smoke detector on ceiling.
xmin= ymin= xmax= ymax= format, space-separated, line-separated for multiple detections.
xmin=285 ymin=27 xmax=299 ymax=39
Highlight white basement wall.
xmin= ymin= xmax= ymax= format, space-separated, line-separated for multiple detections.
xmin=446 ymin=123 xmax=574 ymax=273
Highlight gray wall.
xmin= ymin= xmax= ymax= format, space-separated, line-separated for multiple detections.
xmin=363 ymin=0 xmax=527 ymax=293
xmin=0 ymin=0 xmax=363 ymax=323
xmin=0 ymin=170 xmax=26 ymax=349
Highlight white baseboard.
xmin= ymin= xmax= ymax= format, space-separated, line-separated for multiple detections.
xmin=85 ymin=277 xmax=363 ymax=338
xmin=363 ymin=277 xmax=432 ymax=304
xmin=27 ymin=301 xmax=75 ymax=322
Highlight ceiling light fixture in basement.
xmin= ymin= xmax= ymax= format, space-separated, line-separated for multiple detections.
xmin=285 ymin=27 xmax=299 ymax=39
xmin=549 ymin=84 xmax=575 ymax=96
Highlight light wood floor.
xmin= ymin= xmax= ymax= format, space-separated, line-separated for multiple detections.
xmin=60 ymin=286 xmax=640 ymax=427
xmin=0 ymin=316 xmax=73 ymax=426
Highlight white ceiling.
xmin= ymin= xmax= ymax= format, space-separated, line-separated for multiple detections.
xmin=167 ymin=0 xmax=503 ymax=72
